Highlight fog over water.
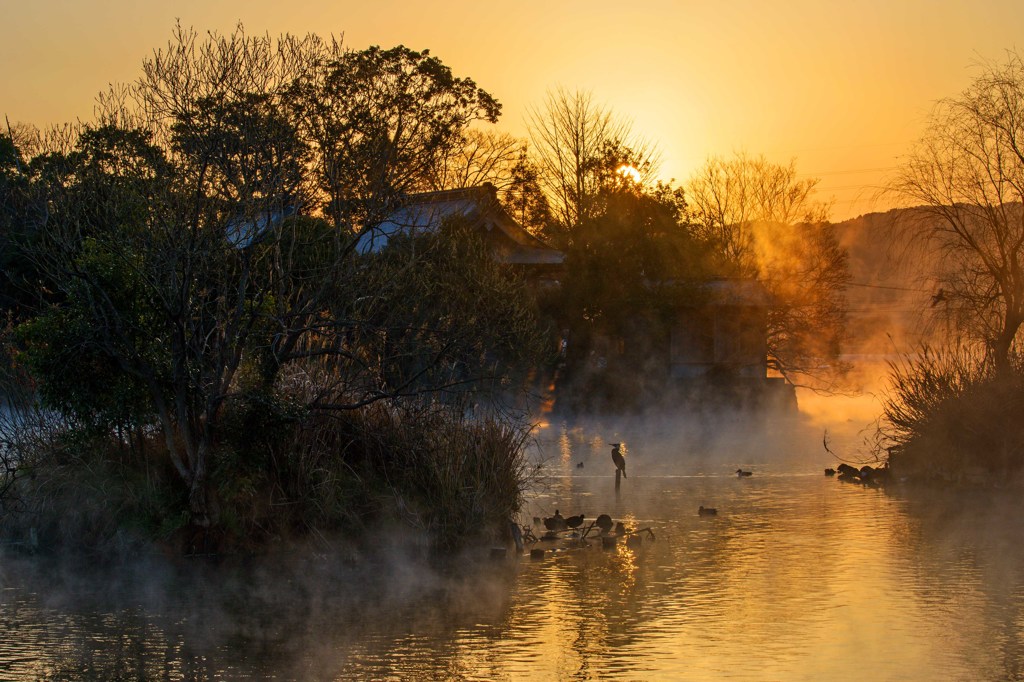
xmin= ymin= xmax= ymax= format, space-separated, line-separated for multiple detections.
xmin=2 ymin=386 xmax=1023 ymax=680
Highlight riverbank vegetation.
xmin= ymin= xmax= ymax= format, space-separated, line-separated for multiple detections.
xmin=882 ymin=346 xmax=1024 ymax=484
xmin=882 ymin=50 xmax=1024 ymax=485
xmin=0 ymin=23 xmax=854 ymax=555
xmin=0 ymin=25 xmax=544 ymax=556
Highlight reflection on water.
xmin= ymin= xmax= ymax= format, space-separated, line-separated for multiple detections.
xmin=2 ymin=414 xmax=1024 ymax=680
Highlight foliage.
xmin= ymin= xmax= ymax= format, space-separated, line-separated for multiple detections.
xmin=351 ymin=217 xmax=549 ymax=403
xmin=552 ymin=182 xmax=711 ymax=410
xmin=292 ymin=43 xmax=501 ymax=228
xmin=881 ymin=345 xmax=1024 ymax=481
xmin=7 ymin=24 xmax=541 ymax=549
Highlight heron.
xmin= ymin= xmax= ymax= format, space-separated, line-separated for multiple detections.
xmin=611 ymin=443 xmax=627 ymax=479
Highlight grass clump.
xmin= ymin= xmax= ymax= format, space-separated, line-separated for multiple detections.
xmin=1 ymin=394 xmax=534 ymax=557
xmin=881 ymin=345 xmax=1024 ymax=483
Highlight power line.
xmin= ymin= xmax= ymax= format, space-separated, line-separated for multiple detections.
xmin=845 ymin=281 xmax=929 ymax=293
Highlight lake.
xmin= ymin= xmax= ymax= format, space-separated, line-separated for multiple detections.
xmin=2 ymin=405 xmax=1023 ymax=680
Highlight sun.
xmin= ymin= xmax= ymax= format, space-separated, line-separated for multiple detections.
xmin=616 ymin=164 xmax=642 ymax=183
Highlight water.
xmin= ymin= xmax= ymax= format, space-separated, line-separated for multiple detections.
xmin=2 ymin=410 xmax=1024 ymax=680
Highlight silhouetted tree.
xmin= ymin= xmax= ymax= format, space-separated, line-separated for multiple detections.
xmin=17 ymin=25 xmax=537 ymax=528
xmin=555 ymin=180 xmax=709 ymax=407
xmin=894 ymin=49 xmax=1024 ymax=376
xmin=685 ymin=153 xmax=849 ymax=387
xmin=526 ymin=88 xmax=658 ymax=238
xmin=292 ymin=43 xmax=501 ymax=231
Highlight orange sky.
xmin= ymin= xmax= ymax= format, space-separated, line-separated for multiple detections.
xmin=2 ymin=0 xmax=1022 ymax=220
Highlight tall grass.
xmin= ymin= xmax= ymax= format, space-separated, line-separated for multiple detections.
xmin=281 ymin=401 xmax=534 ymax=552
xmin=1 ymin=389 xmax=535 ymax=556
xmin=881 ymin=345 xmax=1024 ymax=482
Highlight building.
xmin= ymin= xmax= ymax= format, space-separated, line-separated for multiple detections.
xmin=360 ymin=185 xmax=782 ymax=408
xmin=355 ymin=184 xmax=563 ymax=279
xmin=669 ymin=279 xmax=770 ymax=381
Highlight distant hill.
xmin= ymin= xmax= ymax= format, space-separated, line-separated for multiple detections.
xmin=831 ymin=207 xmax=942 ymax=356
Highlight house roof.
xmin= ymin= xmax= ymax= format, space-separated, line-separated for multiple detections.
xmin=225 ymin=206 xmax=296 ymax=248
xmin=355 ymin=184 xmax=564 ymax=265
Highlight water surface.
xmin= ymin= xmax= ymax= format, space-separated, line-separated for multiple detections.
xmin=2 ymin=412 xmax=1022 ymax=680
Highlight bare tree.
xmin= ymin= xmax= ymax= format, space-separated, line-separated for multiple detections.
xmin=427 ymin=129 xmax=522 ymax=192
xmin=685 ymin=153 xmax=848 ymax=387
xmin=893 ymin=50 xmax=1024 ymax=375
xmin=526 ymin=88 xmax=658 ymax=235
xmin=686 ymin=152 xmax=828 ymax=276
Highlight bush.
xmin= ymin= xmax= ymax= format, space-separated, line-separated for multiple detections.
xmin=881 ymin=345 xmax=1024 ymax=482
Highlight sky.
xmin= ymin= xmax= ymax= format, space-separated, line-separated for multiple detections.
xmin=2 ymin=0 xmax=1022 ymax=220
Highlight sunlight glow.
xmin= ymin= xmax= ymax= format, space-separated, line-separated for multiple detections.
xmin=616 ymin=164 xmax=641 ymax=183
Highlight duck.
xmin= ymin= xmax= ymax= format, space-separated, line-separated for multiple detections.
xmin=565 ymin=513 xmax=585 ymax=530
xmin=836 ymin=463 xmax=860 ymax=480
xmin=736 ymin=469 xmax=753 ymax=477
xmin=595 ymin=514 xmax=614 ymax=534
xmin=577 ymin=461 xmax=584 ymax=469
xmin=611 ymin=443 xmax=627 ymax=478
xmin=698 ymin=505 xmax=717 ymax=516
xmin=543 ymin=510 xmax=567 ymax=531
xmin=824 ymin=468 xmax=836 ymax=476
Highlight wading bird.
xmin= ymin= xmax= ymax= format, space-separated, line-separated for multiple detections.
xmin=611 ymin=443 xmax=627 ymax=478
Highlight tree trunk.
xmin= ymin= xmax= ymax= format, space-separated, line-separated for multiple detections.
xmin=188 ymin=464 xmax=210 ymax=528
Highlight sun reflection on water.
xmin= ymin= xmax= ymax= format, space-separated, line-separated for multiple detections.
xmin=3 ymin=418 xmax=1024 ymax=679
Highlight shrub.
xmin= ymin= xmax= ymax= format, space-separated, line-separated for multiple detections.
xmin=881 ymin=345 xmax=1024 ymax=482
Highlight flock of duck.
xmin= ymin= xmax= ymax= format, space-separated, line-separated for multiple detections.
xmin=517 ymin=445 xmax=888 ymax=560
xmin=825 ymin=462 xmax=891 ymax=485
xmin=526 ymin=510 xmax=651 ymax=554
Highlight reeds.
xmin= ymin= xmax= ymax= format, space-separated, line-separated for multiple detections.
xmin=881 ymin=344 xmax=1024 ymax=481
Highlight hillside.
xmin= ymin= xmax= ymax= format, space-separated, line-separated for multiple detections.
xmin=831 ymin=207 xmax=942 ymax=357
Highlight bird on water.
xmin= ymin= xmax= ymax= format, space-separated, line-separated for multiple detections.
xmin=565 ymin=513 xmax=585 ymax=530
xmin=544 ymin=510 xmax=567 ymax=531
xmin=611 ymin=443 xmax=627 ymax=478
xmin=736 ymin=469 xmax=752 ymax=477
xmin=595 ymin=514 xmax=614 ymax=534
xmin=698 ymin=505 xmax=717 ymax=516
